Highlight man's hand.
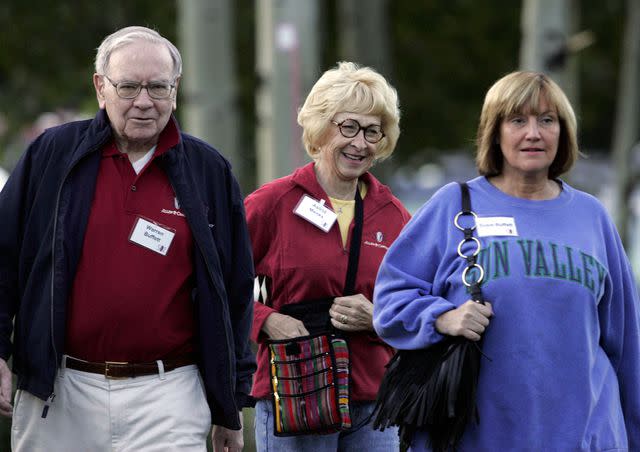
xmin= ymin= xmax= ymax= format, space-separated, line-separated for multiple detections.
xmin=0 ymin=358 xmax=13 ymax=417
xmin=212 ymin=411 xmax=244 ymax=452
xmin=262 ymin=312 xmax=309 ymax=339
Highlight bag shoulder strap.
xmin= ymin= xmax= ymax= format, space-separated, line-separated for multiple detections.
xmin=343 ymin=185 xmax=363 ymax=296
xmin=258 ymin=182 xmax=364 ymax=306
xmin=457 ymin=182 xmax=485 ymax=302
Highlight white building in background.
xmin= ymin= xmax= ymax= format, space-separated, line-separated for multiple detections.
xmin=0 ymin=166 xmax=9 ymax=190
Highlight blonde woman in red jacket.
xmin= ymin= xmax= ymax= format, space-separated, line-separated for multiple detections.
xmin=245 ymin=62 xmax=410 ymax=452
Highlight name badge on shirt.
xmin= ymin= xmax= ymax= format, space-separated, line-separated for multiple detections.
xmin=476 ymin=216 xmax=518 ymax=237
xmin=293 ymin=194 xmax=337 ymax=233
xmin=129 ymin=217 xmax=176 ymax=255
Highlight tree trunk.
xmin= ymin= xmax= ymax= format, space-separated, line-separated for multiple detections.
xmin=255 ymin=0 xmax=320 ymax=186
xmin=177 ymin=0 xmax=243 ymax=184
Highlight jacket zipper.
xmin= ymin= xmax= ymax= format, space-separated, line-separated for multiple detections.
xmin=43 ymin=145 xmax=101 ymax=418
xmin=40 ymin=393 xmax=56 ymax=418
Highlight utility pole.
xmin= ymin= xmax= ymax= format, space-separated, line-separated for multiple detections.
xmin=255 ymin=0 xmax=319 ymax=186
xmin=612 ymin=0 xmax=640 ymax=245
xmin=338 ymin=0 xmax=390 ymax=76
xmin=178 ymin=0 xmax=244 ymax=184
xmin=520 ymin=0 xmax=571 ymax=88
xmin=337 ymin=0 xmax=394 ymax=181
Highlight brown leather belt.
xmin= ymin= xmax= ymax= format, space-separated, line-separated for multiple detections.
xmin=65 ymin=354 xmax=196 ymax=379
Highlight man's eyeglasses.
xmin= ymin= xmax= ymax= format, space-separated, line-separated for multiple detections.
xmin=102 ymin=75 xmax=176 ymax=100
xmin=331 ymin=119 xmax=385 ymax=144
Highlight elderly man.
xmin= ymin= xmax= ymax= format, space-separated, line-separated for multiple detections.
xmin=0 ymin=26 xmax=255 ymax=451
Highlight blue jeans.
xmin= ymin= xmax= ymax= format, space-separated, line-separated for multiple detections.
xmin=254 ymin=399 xmax=399 ymax=452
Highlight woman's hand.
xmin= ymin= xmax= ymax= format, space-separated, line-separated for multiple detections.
xmin=262 ymin=312 xmax=309 ymax=339
xmin=435 ymin=300 xmax=493 ymax=341
xmin=329 ymin=294 xmax=374 ymax=332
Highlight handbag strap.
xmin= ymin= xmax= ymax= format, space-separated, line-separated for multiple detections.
xmin=258 ymin=184 xmax=363 ymax=311
xmin=343 ymin=183 xmax=363 ymax=296
xmin=455 ymin=182 xmax=485 ymax=302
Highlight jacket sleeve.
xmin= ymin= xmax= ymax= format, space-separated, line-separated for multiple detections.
xmin=373 ymin=185 xmax=459 ymax=350
xmin=0 ymin=166 xmax=24 ymax=360
xmin=226 ymin=175 xmax=257 ymax=409
xmin=0 ymin=140 xmax=43 ymax=361
xmin=244 ymin=189 xmax=278 ymax=343
xmin=597 ymin=221 xmax=640 ymax=449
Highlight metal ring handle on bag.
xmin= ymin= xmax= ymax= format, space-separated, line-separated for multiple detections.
xmin=457 ymin=236 xmax=481 ymax=258
xmin=462 ymin=263 xmax=485 ymax=287
xmin=454 ymin=211 xmax=477 ymax=231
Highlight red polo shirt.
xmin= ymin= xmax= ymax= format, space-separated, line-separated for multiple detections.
xmin=66 ymin=121 xmax=196 ymax=362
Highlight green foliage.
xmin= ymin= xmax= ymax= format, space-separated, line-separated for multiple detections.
xmin=578 ymin=1 xmax=624 ymax=150
xmin=388 ymin=0 xmax=521 ymax=162
xmin=385 ymin=0 xmax=625 ymax=162
xmin=0 ymin=1 xmax=176 ymax=153
xmin=0 ymin=0 xmax=627 ymax=168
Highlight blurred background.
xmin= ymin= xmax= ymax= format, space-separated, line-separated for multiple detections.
xmin=0 ymin=0 xmax=638 ymax=450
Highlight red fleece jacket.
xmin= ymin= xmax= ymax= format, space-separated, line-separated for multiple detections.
xmin=245 ymin=163 xmax=410 ymax=401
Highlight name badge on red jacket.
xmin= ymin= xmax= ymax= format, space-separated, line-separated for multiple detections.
xmin=293 ymin=194 xmax=337 ymax=233
xmin=129 ymin=216 xmax=176 ymax=256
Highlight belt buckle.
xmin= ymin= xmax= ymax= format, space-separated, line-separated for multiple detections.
xmin=104 ymin=361 xmax=129 ymax=379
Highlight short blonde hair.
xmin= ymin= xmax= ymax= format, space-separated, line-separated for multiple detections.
xmin=475 ymin=71 xmax=579 ymax=179
xmin=297 ymin=62 xmax=400 ymax=161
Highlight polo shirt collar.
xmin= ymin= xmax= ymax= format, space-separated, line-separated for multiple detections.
xmin=102 ymin=116 xmax=181 ymax=158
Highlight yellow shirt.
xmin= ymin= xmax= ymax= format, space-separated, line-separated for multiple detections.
xmin=329 ymin=184 xmax=368 ymax=247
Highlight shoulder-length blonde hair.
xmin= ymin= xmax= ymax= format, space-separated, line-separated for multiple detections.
xmin=475 ymin=71 xmax=579 ymax=179
xmin=297 ymin=61 xmax=400 ymax=161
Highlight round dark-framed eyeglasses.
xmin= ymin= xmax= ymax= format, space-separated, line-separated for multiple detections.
xmin=102 ymin=75 xmax=176 ymax=100
xmin=331 ymin=119 xmax=385 ymax=144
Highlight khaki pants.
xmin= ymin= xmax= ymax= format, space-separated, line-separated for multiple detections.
xmin=11 ymin=359 xmax=211 ymax=452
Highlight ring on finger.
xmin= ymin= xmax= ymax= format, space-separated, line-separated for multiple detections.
xmin=340 ymin=314 xmax=348 ymax=324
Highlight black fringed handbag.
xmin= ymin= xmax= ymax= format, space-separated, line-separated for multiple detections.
xmin=372 ymin=182 xmax=488 ymax=452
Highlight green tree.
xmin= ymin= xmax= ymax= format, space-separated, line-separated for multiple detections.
xmin=387 ymin=1 xmax=521 ymax=164
xmin=0 ymin=1 xmax=176 ymax=166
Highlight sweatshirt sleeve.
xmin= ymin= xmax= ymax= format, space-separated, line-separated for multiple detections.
xmin=597 ymin=218 xmax=640 ymax=449
xmin=373 ymin=184 xmax=459 ymax=350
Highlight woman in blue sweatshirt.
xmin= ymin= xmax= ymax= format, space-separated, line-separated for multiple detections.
xmin=373 ymin=71 xmax=640 ymax=451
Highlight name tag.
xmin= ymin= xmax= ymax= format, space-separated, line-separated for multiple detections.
xmin=293 ymin=195 xmax=337 ymax=233
xmin=129 ymin=217 xmax=176 ymax=255
xmin=476 ymin=216 xmax=518 ymax=237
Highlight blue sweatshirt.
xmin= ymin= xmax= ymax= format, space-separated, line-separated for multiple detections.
xmin=373 ymin=176 xmax=640 ymax=451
